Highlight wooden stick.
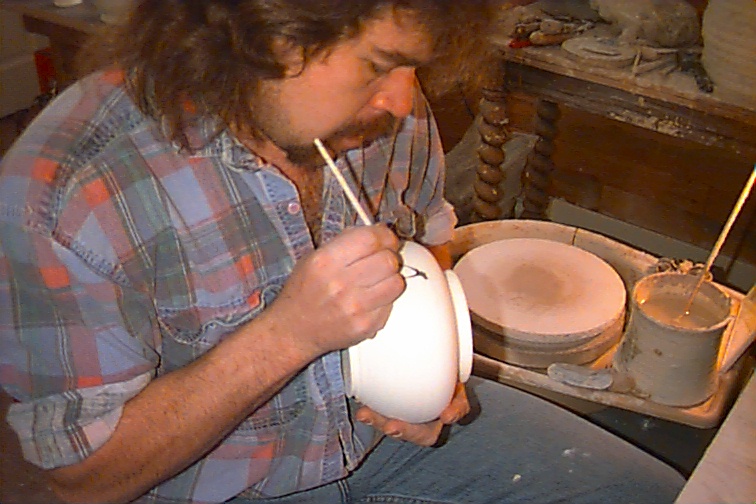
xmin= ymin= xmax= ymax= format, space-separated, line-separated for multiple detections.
xmin=684 ymin=165 xmax=756 ymax=313
xmin=719 ymin=283 xmax=756 ymax=372
xmin=314 ymin=138 xmax=373 ymax=226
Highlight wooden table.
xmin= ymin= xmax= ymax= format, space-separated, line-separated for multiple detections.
xmin=1 ymin=0 xmax=102 ymax=86
xmin=472 ymin=34 xmax=756 ymax=221
xmin=675 ymin=370 xmax=756 ymax=504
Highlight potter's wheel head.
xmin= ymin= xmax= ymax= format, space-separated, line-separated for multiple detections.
xmin=454 ymin=238 xmax=626 ymax=353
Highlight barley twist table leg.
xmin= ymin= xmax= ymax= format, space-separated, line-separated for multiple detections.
xmin=521 ymin=99 xmax=560 ymax=220
xmin=473 ymin=87 xmax=511 ymax=222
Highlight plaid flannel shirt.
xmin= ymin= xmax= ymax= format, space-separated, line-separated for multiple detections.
xmin=0 ymin=69 xmax=456 ymax=503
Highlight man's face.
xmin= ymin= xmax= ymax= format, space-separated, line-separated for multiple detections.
xmin=251 ymin=9 xmax=434 ymax=166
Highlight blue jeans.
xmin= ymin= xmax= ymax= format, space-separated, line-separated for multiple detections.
xmin=232 ymin=377 xmax=684 ymax=503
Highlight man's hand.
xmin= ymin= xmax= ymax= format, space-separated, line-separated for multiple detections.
xmin=269 ymin=224 xmax=405 ymax=358
xmin=355 ymin=383 xmax=470 ymax=447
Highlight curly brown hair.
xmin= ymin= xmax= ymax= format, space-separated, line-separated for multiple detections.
xmin=82 ymin=0 xmax=497 ymax=149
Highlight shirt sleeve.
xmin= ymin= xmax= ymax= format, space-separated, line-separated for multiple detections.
xmin=421 ymin=200 xmax=458 ymax=246
xmin=407 ymin=88 xmax=458 ymax=246
xmin=5 ymin=373 xmax=152 ymax=469
xmin=0 ymin=226 xmax=159 ymax=469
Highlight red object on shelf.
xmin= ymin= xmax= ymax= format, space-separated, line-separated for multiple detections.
xmin=508 ymin=39 xmax=533 ymax=49
xmin=34 ymin=48 xmax=57 ymax=95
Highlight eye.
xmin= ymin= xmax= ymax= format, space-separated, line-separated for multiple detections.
xmin=367 ymin=60 xmax=393 ymax=77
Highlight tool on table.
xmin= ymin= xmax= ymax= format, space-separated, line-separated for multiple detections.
xmin=561 ymin=37 xmax=637 ymax=69
xmin=510 ymin=17 xmax=594 ymax=47
xmin=629 ymin=46 xmax=678 ymax=76
xmin=546 ymin=363 xmax=614 ymax=390
xmin=677 ymin=49 xmax=714 ymax=93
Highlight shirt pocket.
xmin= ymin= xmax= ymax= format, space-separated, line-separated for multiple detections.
xmin=155 ymin=282 xmax=283 ymax=367
xmin=156 ymin=280 xmax=310 ymax=436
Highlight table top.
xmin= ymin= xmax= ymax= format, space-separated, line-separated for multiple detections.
xmin=492 ymin=34 xmax=756 ymax=160
xmin=492 ymin=34 xmax=756 ymax=129
xmin=675 ymin=370 xmax=756 ymax=504
xmin=1 ymin=0 xmax=102 ymax=34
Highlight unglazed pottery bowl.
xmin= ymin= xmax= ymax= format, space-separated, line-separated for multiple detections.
xmin=344 ymin=241 xmax=473 ymax=424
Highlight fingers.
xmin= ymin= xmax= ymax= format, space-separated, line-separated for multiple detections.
xmin=305 ymin=224 xmax=403 ymax=299
xmin=308 ymin=224 xmax=405 ymax=321
xmin=355 ymin=384 xmax=472 ymax=447
xmin=324 ymin=224 xmax=400 ymax=268
xmin=356 ymin=407 xmax=443 ymax=447
xmin=271 ymin=224 xmax=404 ymax=355
xmin=314 ymin=244 xmax=404 ymax=326
xmin=438 ymin=383 xmax=470 ymax=425
xmin=344 ymin=247 xmax=403 ymax=289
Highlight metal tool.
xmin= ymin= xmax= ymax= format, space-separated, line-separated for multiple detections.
xmin=677 ymin=50 xmax=714 ymax=93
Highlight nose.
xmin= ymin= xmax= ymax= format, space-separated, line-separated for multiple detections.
xmin=369 ymin=67 xmax=416 ymax=119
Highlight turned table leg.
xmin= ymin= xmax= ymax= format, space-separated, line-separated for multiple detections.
xmin=521 ymin=98 xmax=560 ymax=220
xmin=473 ymin=86 xmax=511 ymax=221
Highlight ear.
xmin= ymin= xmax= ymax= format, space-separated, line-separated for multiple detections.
xmin=271 ymin=37 xmax=305 ymax=77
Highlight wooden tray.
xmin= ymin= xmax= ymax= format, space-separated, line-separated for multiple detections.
xmin=472 ymin=345 xmax=747 ymax=429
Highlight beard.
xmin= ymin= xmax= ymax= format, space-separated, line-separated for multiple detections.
xmin=272 ymin=113 xmax=401 ymax=167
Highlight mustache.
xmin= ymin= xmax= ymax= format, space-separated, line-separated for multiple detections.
xmin=330 ymin=113 xmax=400 ymax=144
xmin=279 ymin=114 xmax=402 ymax=167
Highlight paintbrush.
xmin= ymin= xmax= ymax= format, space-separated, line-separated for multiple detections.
xmin=314 ymin=138 xmax=373 ymax=226
xmin=681 ymin=166 xmax=756 ymax=316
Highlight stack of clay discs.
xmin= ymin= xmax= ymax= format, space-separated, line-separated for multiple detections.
xmin=453 ymin=238 xmax=627 ymax=368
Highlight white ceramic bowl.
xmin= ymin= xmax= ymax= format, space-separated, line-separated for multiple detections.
xmin=344 ymin=241 xmax=473 ymax=423
xmin=93 ymin=0 xmax=136 ymax=25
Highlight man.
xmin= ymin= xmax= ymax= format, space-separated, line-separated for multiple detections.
xmin=0 ymin=1 xmax=684 ymax=503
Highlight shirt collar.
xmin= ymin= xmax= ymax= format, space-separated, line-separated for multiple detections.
xmin=184 ymin=119 xmax=267 ymax=172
